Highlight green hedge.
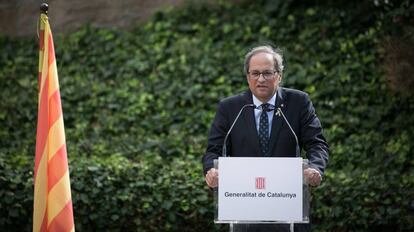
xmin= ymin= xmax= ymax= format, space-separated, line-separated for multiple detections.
xmin=1 ymin=0 xmax=413 ymax=231
xmin=0 ymin=154 xmax=220 ymax=232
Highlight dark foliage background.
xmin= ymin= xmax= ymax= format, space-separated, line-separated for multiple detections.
xmin=1 ymin=0 xmax=413 ymax=231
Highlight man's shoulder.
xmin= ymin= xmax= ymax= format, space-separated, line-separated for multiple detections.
xmin=281 ymin=87 xmax=308 ymax=97
xmin=219 ymin=90 xmax=250 ymax=106
xmin=280 ymin=87 xmax=310 ymax=102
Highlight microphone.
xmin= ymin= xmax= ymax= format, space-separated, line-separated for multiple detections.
xmin=222 ymin=104 xmax=256 ymax=157
xmin=275 ymin=107 xmax=300 ymax=157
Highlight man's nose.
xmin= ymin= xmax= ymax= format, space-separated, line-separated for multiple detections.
xmin=257 ymin=74 xmax=266 ymax=81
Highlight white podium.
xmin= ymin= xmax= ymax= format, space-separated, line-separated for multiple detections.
xmin=213 ymin=157 xmax=310 ymax=232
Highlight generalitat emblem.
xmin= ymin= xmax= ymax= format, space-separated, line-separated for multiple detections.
xmin=255 ymin=177 xmax=265 ymax=190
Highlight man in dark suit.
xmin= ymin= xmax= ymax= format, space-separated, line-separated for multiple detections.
xmin=202 ymin=45 xmax=329 ymax=232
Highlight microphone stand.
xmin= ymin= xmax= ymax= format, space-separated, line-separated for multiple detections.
xmin=276 ymin=107 xmax=300 ymax=157
xmin=222 ymin=104 xmax=256 ymax=157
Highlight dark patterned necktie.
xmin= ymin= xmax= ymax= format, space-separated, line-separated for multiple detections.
xmin=259 ymin=103 xmax=270 ymax=156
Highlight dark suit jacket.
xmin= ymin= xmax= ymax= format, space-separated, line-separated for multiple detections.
xmin=202 ymin=87 xmax=329 ymax=175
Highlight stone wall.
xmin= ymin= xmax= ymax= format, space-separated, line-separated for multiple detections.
xmin=0 ymin=0 xmax=185 ymax=37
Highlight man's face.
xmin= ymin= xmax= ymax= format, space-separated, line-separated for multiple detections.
xmin=246 ymin=52 xmax=282 ymax=102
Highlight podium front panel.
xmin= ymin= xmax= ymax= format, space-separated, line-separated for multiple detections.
xmin=214 ymin=157 xmax=310 ymax=224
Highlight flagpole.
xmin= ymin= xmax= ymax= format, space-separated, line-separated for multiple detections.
xmin=37 ymin=3 xmax=48 ymax=39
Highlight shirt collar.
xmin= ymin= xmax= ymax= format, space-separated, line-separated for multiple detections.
xmin=252 ymin=92 xmax=277 ymax=109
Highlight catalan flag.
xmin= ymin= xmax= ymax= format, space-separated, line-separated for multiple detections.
xmin=33 ymin=10 xmax=75 ymax=232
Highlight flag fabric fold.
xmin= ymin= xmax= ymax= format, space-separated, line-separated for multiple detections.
xmin=33 ymin=12 xmax=75 ymax=232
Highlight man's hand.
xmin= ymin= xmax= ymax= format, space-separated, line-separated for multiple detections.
xmin=304 ymin=168 xmax=322 ymax=187
xmin=205 ymin=168 xmax=219 ymax=188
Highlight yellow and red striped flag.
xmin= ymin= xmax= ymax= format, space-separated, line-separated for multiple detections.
xmin=33 ymin=11 xmax=75 ymax=232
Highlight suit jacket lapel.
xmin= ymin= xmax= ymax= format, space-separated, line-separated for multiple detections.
xmin=269 ymin=88 xmax=285 ymax=155
xmin=242 ymin=91 xmax=261 ymax=156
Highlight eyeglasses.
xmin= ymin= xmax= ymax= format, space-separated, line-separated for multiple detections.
xmin=248 ymin=70 xmax=278 ymax=80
